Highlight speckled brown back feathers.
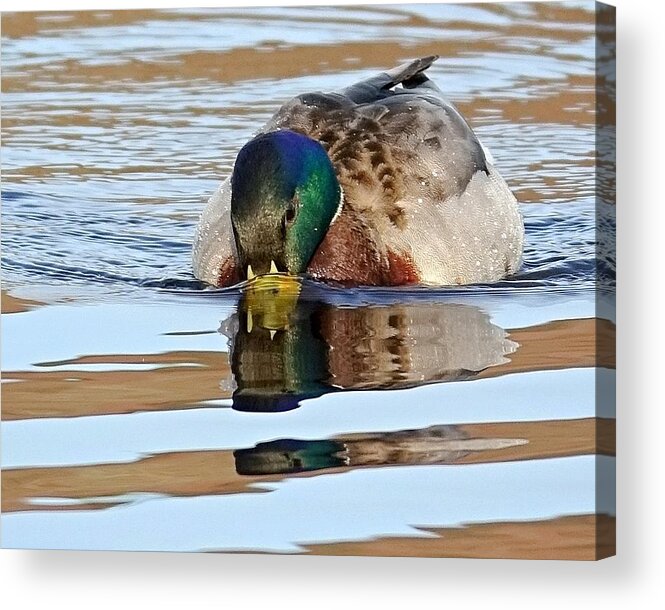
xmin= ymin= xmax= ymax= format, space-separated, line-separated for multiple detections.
xmin=266 ymin=100 xmax=407 ymax=230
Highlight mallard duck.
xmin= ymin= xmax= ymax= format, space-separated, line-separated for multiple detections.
xmin=192 ymin=56 xmax=523 ymax=287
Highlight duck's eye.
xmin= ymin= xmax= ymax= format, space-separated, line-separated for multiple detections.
xmin=281 ymin=204 xmax=297 ymax=236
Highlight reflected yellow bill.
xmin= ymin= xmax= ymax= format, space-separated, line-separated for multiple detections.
xmin=242 ymin=268 xmax=302 ymax=335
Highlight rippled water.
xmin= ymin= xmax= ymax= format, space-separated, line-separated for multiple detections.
xmin=1 ymin=2 xmax=615 ymax=557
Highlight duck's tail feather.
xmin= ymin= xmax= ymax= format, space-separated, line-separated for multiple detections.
xmin=342 ymin=56 xmax=440 ymax=103
xmin=383 ymin=55 xmax=439 ymax=88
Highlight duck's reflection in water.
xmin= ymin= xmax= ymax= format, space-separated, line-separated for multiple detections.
xmin=233 ymin=426 xmax=528 ymax=476
xmin=220 ymin=277 xmax=517 ymax=413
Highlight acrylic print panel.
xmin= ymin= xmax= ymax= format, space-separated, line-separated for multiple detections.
xmin=0 ymin=1 xmax=615 ymax=559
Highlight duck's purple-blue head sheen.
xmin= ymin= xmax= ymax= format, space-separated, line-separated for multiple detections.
xmin=230 ymin=129 xmax=341 ymax=278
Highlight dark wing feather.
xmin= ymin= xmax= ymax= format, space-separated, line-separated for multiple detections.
xmin=340 ymin=55 xmax=440 ymax=103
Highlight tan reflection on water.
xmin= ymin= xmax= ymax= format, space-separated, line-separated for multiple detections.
xmin=0 ymin=290 xmax=44 ymax=314
xmin=2 ymin=417 xmax=615 ymax=514
xmin=300 ymin=514 xmax=616 ymax=560
xmin=2 ymin=349 xmax=231 ymax=421
xmin=0 ymin=2 xmax=598 ymax=40
xmin=1 ymin=316 xmax=614 ymax=421
xmin=1 ymin=13 xmax=597 ymax=127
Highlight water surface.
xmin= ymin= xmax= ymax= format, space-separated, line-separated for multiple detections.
xmin=1 ymin=2 xmax=615 ymax=557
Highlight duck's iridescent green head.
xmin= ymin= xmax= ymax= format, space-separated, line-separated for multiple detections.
xmin=230 ymin=130 xmax=340 ymax=279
